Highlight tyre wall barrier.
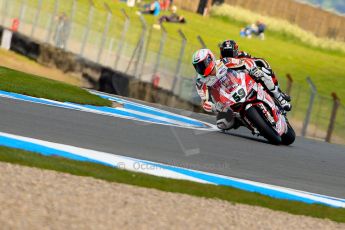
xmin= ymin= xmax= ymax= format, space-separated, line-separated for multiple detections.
xmin=99 ymin=67 xmax=131 ymax=96
xmin=0 ymin=26 xmax=40 ymax=63
xmin=0 ymin=27 xmax=200 ymax=111
xmin=129 ymin=81 xmax=201 ymax=112
xmin=10 ymin=31 xmax=40 ymax=60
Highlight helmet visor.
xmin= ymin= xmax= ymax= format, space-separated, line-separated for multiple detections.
xmin=193 ymin=62 xmax=207 ymax=76
xmin=193 ymin=55 xmax=213 ymax=76
xmin=222 ymin=48 xmax=237 ymax=58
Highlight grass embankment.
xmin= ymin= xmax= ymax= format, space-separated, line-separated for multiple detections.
xmin=0 ymin=49 xmax=81 ymax=86
xmin=11 ymin=0 xmax=345 ymax=98
xmin=0 ymin=146 xmax=344 ymax=223
xmin=171 ymin=8 xmax=345 ymax=98
xmin=4 ymin=1 xmax=345 ymax=139
xmin=0 ymin=66 xmax=111 ymax=106
xmin=211 ymin=4 xmax=345 ymax=54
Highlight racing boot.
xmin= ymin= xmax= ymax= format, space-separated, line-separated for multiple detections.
xmin=258 ymin=68 xmax=292 ymax=111
xmin=271 ymin=86 xmax=292 ymax=111
xmin=277 ymin=87 xmax=291 ymax=102
xmin=282 ymin=92 xmax=291 ymax=102
xmin=258 ymin=67 xmax=292 ymax=103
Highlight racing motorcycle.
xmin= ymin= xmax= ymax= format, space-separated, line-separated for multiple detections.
xmin=210 ymin=69 xmax=295 ymax=145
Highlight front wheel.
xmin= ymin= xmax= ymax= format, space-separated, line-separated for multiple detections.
xmin=281 ymin=122 xmax=295 ymax=145
xmin=246 ymin=106 xmax=281 ymax=145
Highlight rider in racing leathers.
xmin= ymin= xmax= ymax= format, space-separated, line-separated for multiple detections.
xmin=192 ymin=49 xmax=242 ymax=130
xmin=219 ymin=39 xmax=291 ymax=111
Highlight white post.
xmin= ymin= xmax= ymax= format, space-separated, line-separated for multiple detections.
xmin=127 ymin=0 xmax=135 ymax=7
xmin=1 ymin=29 xmax=13 ymax=50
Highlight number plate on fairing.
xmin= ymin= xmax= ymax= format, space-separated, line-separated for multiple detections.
xmin=220 ymin=73 xmax=248 ymax=104
xmin=231 ymin=87 xmax=247 ymax=103
xmin=219 ymin=85 xmax=247 ymax=105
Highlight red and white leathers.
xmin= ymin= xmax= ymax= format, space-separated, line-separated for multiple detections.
xmin=221 ymin=55 xmax=291 ymax=111
xmin=222 ymin=55 xmax=278 ymax=86
xmin=195 ymin=60 xmax=229 ymax=113
xmin=195 ymin=61 xmax=241 ymax=130
xmin=221 ymin=49 xmax=279 ymax=88
xmin=196 ymin=57 xmax=290 ymax=114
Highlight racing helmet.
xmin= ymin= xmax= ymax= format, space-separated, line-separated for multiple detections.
xmin=192 ymin=49 xmax=216 ymax=77
xmin=219 ymin=40 xmax=239 ymax=58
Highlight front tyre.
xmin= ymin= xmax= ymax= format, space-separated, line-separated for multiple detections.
xmin=246 ymin=106 xmax=282 ymax=145
xmin=281 ymin=122 xmax=295 ymax=145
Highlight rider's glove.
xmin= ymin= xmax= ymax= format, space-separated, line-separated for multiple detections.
xmin=249 ymin=66 xmax=264 ymax=80
xmin=202 ymin=101 xmax=216 ymax=113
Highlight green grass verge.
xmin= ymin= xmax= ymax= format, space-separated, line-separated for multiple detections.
xmin=3 ymin=1 xmax=345 ymax=140
xmin=1 ymin=146 xmax=345 ymax=223
xmin=9 ymin=0 xmax=345 ymax=99
xmin=210 ymin=4 xmax=345 ymax=54
xmin=0 ymin=66 xmax=111 ymax=106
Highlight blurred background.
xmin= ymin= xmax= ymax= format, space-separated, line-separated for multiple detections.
xmin=0 ymin=0 xmax=344 ymax=144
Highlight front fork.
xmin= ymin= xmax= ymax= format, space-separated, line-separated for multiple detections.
xmin=242 ymin=104 xmax=259 ymax=135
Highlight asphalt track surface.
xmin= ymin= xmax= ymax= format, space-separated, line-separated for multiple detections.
xmin=1 ymin=96 xmax=345 ymax=198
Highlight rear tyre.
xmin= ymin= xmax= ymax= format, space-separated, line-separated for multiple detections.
xmin=281 ymin=122 xmax=295 ymax=145
xmin=246 ymin=106 xmax=281 ymax=145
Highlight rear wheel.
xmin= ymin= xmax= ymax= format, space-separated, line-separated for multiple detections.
xmin=281 ymin=122 xmax=295 ymax=145
xmin=246 ymin=106 xmax=281 ymax=145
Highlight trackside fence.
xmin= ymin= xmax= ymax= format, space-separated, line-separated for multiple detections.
xmin=0 ymin=0 xmax=343 ymax=144
xmin=286 ymin=75 xmax=344 ymax=144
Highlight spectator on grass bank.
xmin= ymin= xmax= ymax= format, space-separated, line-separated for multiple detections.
xmin=160 ymin=0 xmax=171 ymax=11
xmin=254 ymin=20 xmax=266 ymax=39
xmin=240 ymin=20 xmax=266 ymax=40
xmin=153 ymin=5 xmax=186 ymax=29
xmin=53 ymin=13 xmax=70 ymax=49
xmin=138 ymin=0 xmax=162 ymax=16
